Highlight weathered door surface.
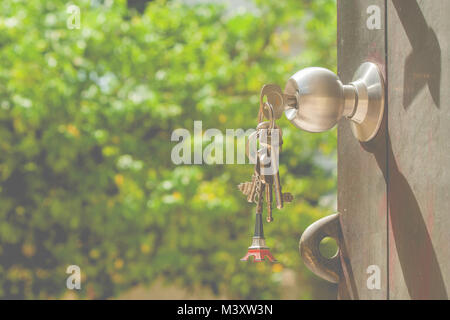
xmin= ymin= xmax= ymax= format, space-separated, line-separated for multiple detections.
xmin=387 ymin=0 xmax=450 ymax=299
xmin=337 ymin=0 xmax=387 ymax=300
xmin=337 ymin=0 xmax=449 ymax=299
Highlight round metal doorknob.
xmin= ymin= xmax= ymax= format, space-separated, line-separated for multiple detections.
xmin=284 ymin=62 xmax=385 ymax=142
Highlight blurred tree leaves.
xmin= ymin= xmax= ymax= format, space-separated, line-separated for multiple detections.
xmin=0 ymin=0 xmax=336 ymax=299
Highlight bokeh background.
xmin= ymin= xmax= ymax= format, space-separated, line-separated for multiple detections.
xmin=0 ymin=0 xmax=338 ymax=299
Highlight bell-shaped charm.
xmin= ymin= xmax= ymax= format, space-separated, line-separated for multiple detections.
xmin=240 ymin=211 xmax=277 ymax=262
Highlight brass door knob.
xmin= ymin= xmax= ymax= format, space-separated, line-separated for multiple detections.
xmin=284 ymin=62 xmax=385 ymax=142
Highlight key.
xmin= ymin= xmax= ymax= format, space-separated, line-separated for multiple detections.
xmin=247 ymin=157 xmax=261 ymax=203
xmin=273 ymin=172 xmax=283 ymax=209
xmin=259 ymin=102 xmax=287 ymax=215
xmin=258 ymin=147 xmax=273 ymax=222
xmin=263 ymin=162 xmax=274 ymax=222
xmin=258 ymin=127 xmax=278 ymax=222
xmin=239 ymin=130 xmax=261 ymax=203
xmin=267 ymin=120 xmax=284 ymax=210
xmin=258 ymin=113 xmax=284 ymax=210
xmin=266 ymin=185 xmax=273 ymax=222
xmin=271 ymin=143 xmax=284 ymax=209
xmin=237 ymin=156 xmax=261 ymax=204
xmin=270 ymin=135 xmax=293 ymax=208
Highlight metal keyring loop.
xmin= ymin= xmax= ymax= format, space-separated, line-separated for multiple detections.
xmin=263 ymin=102 xmax=275 ymax=130
xmin=248 ymin=97 xmax=276 ymax=164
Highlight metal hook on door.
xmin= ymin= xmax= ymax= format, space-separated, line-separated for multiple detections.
xmin=299 ymin=213 xmax=342 ymax=283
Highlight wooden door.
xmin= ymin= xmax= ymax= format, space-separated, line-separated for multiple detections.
xmin=337 ymin=0 xmax=450 ymax=300
xmin=386 ymin=0 xmax=450 ymax=299
xmin=337 ymin=0 xmax=388 ymax=300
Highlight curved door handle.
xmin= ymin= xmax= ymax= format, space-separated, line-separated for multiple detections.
xmin=299 ymin=213 xmax=342 ymax=283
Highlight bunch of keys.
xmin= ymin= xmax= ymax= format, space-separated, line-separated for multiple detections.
xmin=238 ymin=84 xmax=293 ymax=223
xmin=239 ymin=84 xmax=293 ymax=262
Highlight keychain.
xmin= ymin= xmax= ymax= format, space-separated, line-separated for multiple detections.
xmin=238 ymin=84 xmax=293 ymax=262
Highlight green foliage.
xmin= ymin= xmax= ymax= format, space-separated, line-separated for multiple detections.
xmin=0 ymin=0 xmax=337 ymax=299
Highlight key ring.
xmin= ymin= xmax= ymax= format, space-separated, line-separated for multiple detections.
xmin=259 ymin=84 xmax=285 ymax=121
xmin=246 ymin=103 xmax=280 ymax=164
xmin=262 ymin=102 xmax=275 ymax=131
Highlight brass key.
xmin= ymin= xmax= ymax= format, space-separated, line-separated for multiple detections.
xmin=261 ymin=152 xmax=274 ymax=222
